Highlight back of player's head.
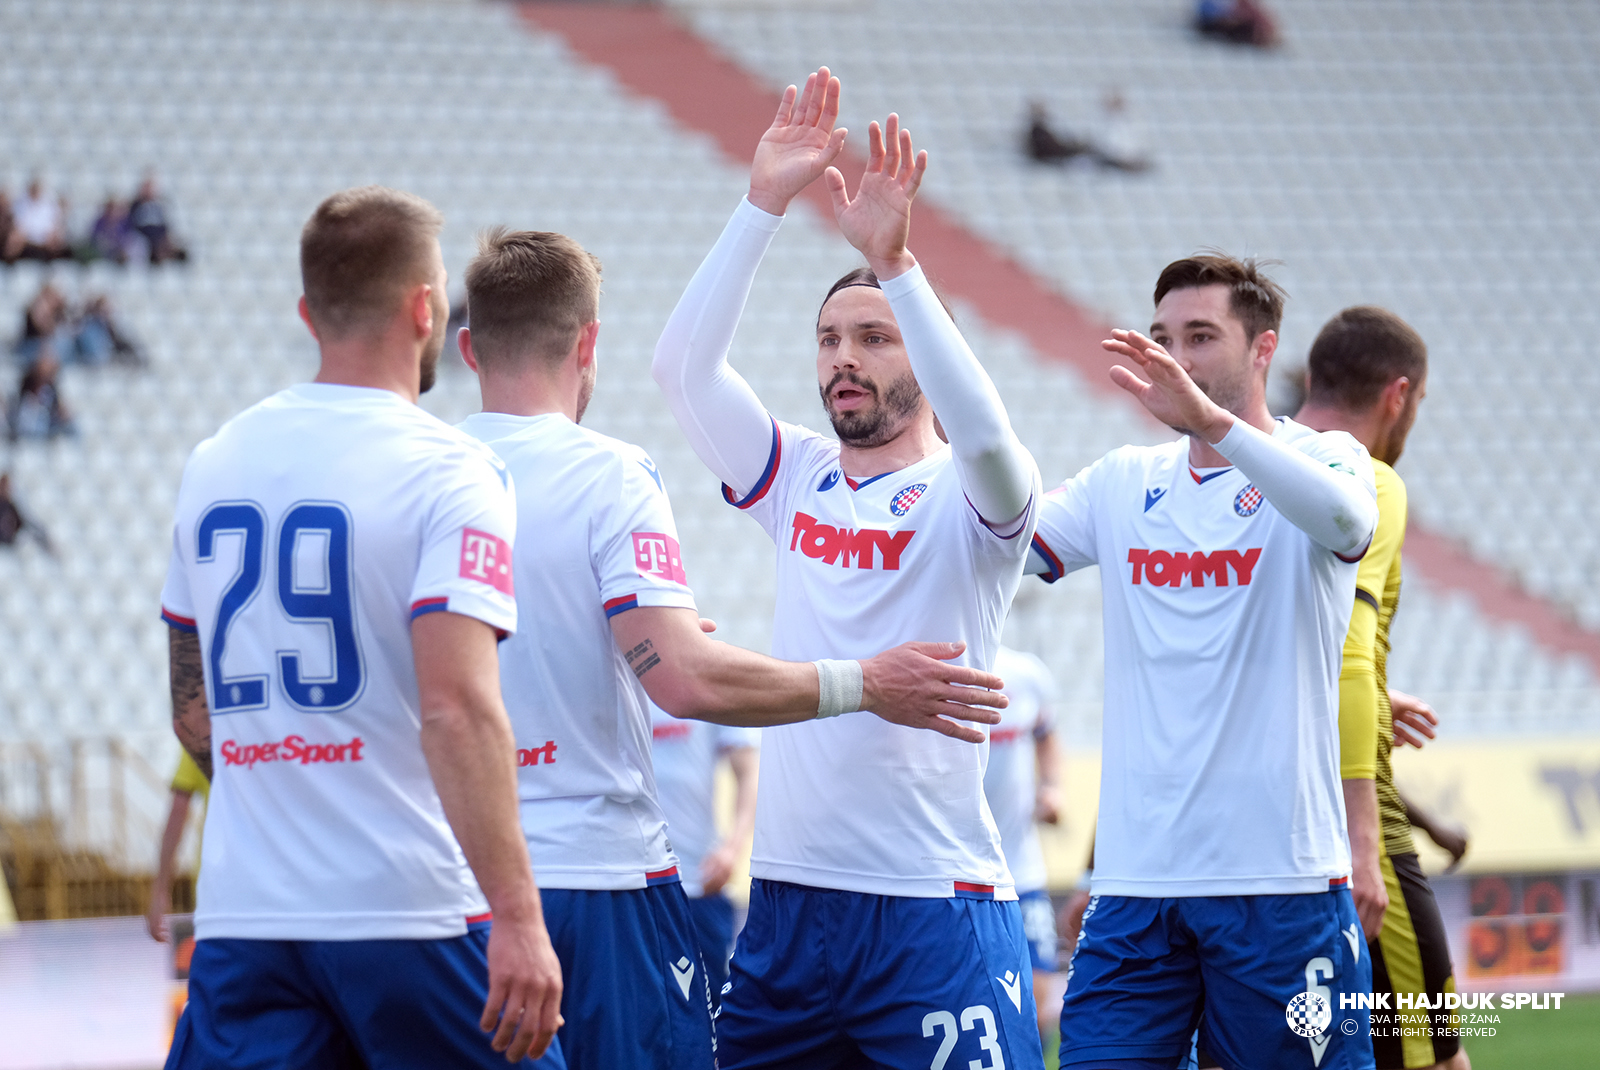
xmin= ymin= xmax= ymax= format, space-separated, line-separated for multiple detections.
xmin=1154 ymin=254 xmax=1286 ymax=341
xmin=1305 ymin=306 xmax=1428 ymax=410
xmin=464 ymin=228 xmax=602 ymax=367
xmin=300 ymin=186 xmax=443 ymax=340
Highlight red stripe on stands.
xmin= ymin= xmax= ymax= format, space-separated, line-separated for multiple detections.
xmin=513 ymin=2 xmax=1600 ymax=676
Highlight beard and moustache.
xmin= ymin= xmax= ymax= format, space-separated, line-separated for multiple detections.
xmin=820 ymin=369 xmax=924 ymax=448
xmin=418 ymin=290 xmax=450 ymax=395
xmin=1170 ymin=362 xmax=1252 ymax=438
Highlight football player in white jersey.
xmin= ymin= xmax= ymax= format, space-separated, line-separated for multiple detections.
xmin=1028 ymin=255 xmax=1380 ymax=1069
xmin=454 ymin=228 xmax=1011 ymax=1070
xmin=653 ymin=70 xmax=1046 ymax=1068
xmin=984 ymin=645 xmax=1064 ymax=1041
xmin=649 ymin=703 xmax=760 ymax=1009
xmin=159 ymin=187 xmax=564 ymax=1068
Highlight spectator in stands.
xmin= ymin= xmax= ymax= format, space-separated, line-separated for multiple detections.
xmin=0 ymin=472 xmax=52 ymax=551
xmin=0 ymin=189 xmax=17 ymax=265
xmin=8 ymin=352 xmax=76 ymax=441
xmin=82 ymin=196 xmax=133 ymax=264
xmin=147 ymin=751 xmax=209 ymax=942
xmin=1194 ymin=0 xmax=1281 ymax=48
xmin=15 ymin=281 xmax=69 ymax=368
xmin=11 ymin=177 xmax=71 ymax=261
xmin=128 ymin=174 xmax=187 ymax=264
xmin=74 ymin=293 xmax=146 ymax=366
xmin=1025 ymin=101 xmax=1151 ymax=173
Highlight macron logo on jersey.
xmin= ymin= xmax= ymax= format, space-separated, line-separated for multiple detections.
xmin=460 ymin=528 xmax=514 ymax=594
xmin=633 ymin=532 xmax=687 ymax=584
xmin=789 ymin=512 xmax=915 ymax=570
xmin=1128 ymin=547 xmax=1262 ymax=587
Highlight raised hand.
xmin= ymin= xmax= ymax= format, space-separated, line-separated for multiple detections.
xmin=826 ymin=113 xmax=927 ymax=280
xmin=749 ymin=68 xmax=847 ymax=216
xmin=1104 ymin=329 xmax=1235 ymax=442
xmin=860 ymin=640 xmax=1007 ymax=744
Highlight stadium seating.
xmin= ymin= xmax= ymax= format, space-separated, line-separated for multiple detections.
xmin=0 ymin=0 xmax=1595 ymax=856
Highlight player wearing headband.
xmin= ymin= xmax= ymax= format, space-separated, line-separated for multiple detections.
xmin=654 ymin=69 xmax=1045 ymax=1068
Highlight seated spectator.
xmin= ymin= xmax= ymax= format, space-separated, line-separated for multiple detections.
xmin=8 ymin=353 xmax=76 ymax=441
xmin=0 ymin=472 xmax=52 ymax=552
xmin=11 ymin=178 xmax=70 ymax=262
xmin=1025 ymin=101 xmax=1151 ymax=173
xmin=15 ymin=282 xmax=70 ymax=368
xmin=128 ymin=175 xmax=187 ymax=264
xmin=80 ymin=197 xmax=133 ymax=264
xmin=1194 ymin=0 xmax=1281 ymax=48
xmin=74 ymin=293 xmax=146 ymax=367
xmin=0 ymin=190 xmax=16 ymax=265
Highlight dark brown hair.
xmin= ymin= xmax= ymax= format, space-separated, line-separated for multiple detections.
xmin=299 ymin=186 xmax=443 ymax=340
xmin=1306 ymin=306 xmax=1427 ymax=410
xmin=816 ymin=266 xmax=954 ymax=325
xmin=1154 ymin=253 xmax=1286 ymax=341
xmin=464 ymin=228 xmax=602 ymax=366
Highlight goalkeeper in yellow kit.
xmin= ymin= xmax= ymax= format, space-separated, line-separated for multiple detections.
xmin=1296 ymin=306 xmax=1468 ymax=1070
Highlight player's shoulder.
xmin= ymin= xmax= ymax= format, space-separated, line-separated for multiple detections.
xmin=1061 ymin=438 xmax=1185 ymax=489
xmin=1276 ymin=417 xmax=1368 ymax=466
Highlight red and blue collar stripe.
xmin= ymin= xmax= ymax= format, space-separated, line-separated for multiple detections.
xmin=160 ymin=608 xmax=198 ymax=634
xmin=1031 ymin=532 xmax=1065 ymax=583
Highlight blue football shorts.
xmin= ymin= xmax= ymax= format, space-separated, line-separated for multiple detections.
xmin=1059 ymin=887 xmax=1375 ymax=1070
xmin=717 ymin=878 xmax=1045 ymax=1069
xmin=539 ymin=875 xmax=716 ymax=1070
xmin=167 ymin=918 xmax=566 ymax=1070
xmin=686 ymin=891 xmax=737 ymax=1009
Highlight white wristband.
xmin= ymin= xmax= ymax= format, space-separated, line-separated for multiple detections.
xmin=814 ymin=659 xmax=864 ymax=718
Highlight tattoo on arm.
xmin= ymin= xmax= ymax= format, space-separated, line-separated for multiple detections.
xmin=623 ymin=638 xmax=662 ymax=680
xmin=169 ymin=628 xmax=213 ymax=780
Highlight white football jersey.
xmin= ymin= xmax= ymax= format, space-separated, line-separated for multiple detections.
xmin=730 ymin=419 xmax=1040 ymax=899
xmin=1033 ymin=418 xmax=1371 ymax=896
xmin=649 ymin=705 xmax=760 ymax=898
xmin=983 ymin=647 xmax=1057 ymax=894
xmin=458 ymin=412 xmax=698 ymax=890
xmin=159 ymin=384 xmax=518 ymax=941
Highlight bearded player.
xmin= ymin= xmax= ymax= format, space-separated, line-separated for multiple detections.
xmin=1028 ymin=256 xmax=1379 ymax=1069
xmin=653 ymin=69 xmax=1045 ymax=1068
xmin=159 ymin=187 xmax=563 ymax=1068
xmin=1296 ymin=307 xmax=1468 ymax=1070
xmin=456 ymin=227 xmax=1011 ymax=1069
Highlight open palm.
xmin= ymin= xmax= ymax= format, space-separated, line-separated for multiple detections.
xmin=827 ymin=113 xmax=927 ymax=276
xmin=748 ymin=68 xmax=847 ymax=215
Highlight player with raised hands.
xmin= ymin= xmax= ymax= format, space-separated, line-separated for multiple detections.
xmin=654 ymin=69 xmax=1045 ymax=1069
xmin=1028 ymin=256 xmax=1379 ymax=1069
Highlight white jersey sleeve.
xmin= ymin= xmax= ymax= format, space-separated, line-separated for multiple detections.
xmin=408 ymin=453 xmax=519 ymax=636
xmin=595 ymin=448 xmax=698 ymax=618
xmin=160 ymin=519 xmax=197 ymax=632
xmin=1028 ymin=456 xmax=1108 ymax=582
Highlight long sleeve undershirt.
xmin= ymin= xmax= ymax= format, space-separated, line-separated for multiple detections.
xmin=1211 ymin=419 xmax=1377 ymax=556
xmin=652 ymin=197 xmax=1036 ymax=526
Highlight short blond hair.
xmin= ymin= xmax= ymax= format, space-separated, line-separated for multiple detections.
xmin=464 ymin=228 xmax=602 ymax=367
xmin=300 ymin=186 xmax=443 ymax=340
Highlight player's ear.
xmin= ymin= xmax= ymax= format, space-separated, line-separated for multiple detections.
xmin=297 ymin=295 xmax=319 ymax=341
xmin=411 ymin=284 xmax=434 ymax=339
xmin=576 ymin=320 xmax=600 ymax=367
xmin=458 ymin=327 xmax=480 ymax=373
xmin=1252 ymin=328 xmax=1278 ymax=369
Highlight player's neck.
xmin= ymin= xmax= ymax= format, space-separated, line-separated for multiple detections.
xmin=477 ymin=368 xmax=578 ymax=422
xmin=314 ymin=343 xmax=421 ymax=404
xmin=837 ymin=420 xmax=945 ymax=481
xmin=1186 ymin=401 xmax=1274 ymax=469
xmin=1294 ymin=401 xmax=1381 ymax=457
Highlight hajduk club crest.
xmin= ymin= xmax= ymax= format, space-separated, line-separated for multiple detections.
xmin=1233 ymin=484 xmax=1264 ymax=517
xmin=890 ymin=483 xmax=927 ymax=516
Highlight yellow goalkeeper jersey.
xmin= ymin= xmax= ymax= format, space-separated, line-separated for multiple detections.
xmin=1337 ymin=458 xmax=1413 ymax=857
